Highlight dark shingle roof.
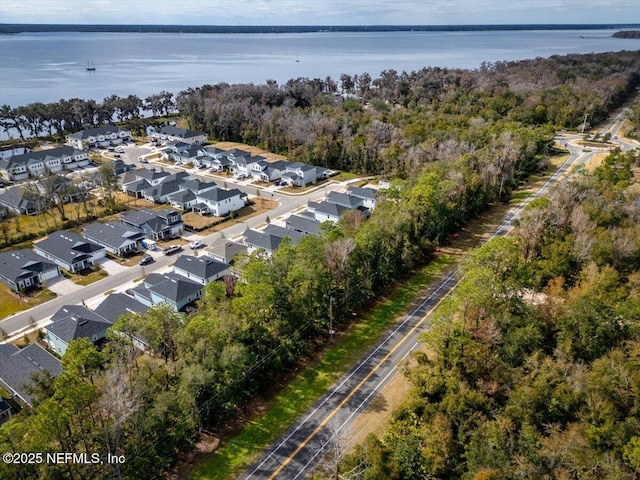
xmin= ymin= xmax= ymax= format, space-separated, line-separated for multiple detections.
xmin=144 ymin=272 xmax=203 ymax=303
xmin=0 ymin=146 xmax=84 ymax=170
xmin=35 ymin=231 xmax=103 ymax=265
xmin=66 ymin=126 xmax=130 ymax=140
xmin=173 ymin=255 xmax=230 ymax=280
xmin=0 ymin=343 xmax=62 ymax=405
xmin=197 ymin=187 xmax=242 ymax=203
xmin=0 ymin=249 xmax=58 ymax=286
xmin=309 ymin=201 xmax=349 ymax=218
xmin=134 ymin=168 xmax=171 ymax=182
xmin=263 ymin=224 xmax=305 ymax=245
xmin=83 ymin=222 xmax=144 ymax=250
xmin=0 ymin=186 xmax=38 ymax=212
xmin=326 ymin=191 xmax=364 ymax=209
xmin=94 ymin=293 xmax=149 ymax=324
xmin=48 ymin=305 xmax=113 ymax=342
xmin=286 ymin=214 xmax=322 ymax=235
xmin=346 ymin=186 xmax=377 ymax=200
xmin=242 ymin=228 xmax=283 ymax=253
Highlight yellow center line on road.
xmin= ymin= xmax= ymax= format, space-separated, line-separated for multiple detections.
xmin=267 ymin=278 xmax=462 ymax=479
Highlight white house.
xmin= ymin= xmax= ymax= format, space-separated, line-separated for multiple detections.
xmin=148 ymin=126 xmax=207 ymax=145
xmin=66 ymin=126 xmax=132 ymax=150
xmin=195 ymin=188 xmax=245 ymax=217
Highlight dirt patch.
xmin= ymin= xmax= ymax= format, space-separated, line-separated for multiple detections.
xmin=213 ymin=141 xmax=288 ymax=163
xmin=167 ymin=433 xmax=221 ymax=480
xmin=347 ymin=365 xmax=413 ymax=450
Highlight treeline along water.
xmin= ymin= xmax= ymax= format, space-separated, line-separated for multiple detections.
xmin=0 ymin=26 xmax=638 ymax=106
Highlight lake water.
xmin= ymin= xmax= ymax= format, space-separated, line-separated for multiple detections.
xmin=0 ymin=28 xmax=638 ymax=107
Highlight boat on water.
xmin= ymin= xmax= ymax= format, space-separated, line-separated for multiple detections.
xmin=86 ymin=61 xmax=96 ymax=71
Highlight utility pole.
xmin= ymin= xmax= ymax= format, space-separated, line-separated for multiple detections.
xmin=329 ymin=296 xmax=335 ymax=342
xmin=580 ymin=113 xmax=588 ymax=134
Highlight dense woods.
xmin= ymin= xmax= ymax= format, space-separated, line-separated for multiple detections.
xmin=1 ymin=50 xmax=640 ymax=479
xmin=340 ymin=148 xmax=640 ymax=479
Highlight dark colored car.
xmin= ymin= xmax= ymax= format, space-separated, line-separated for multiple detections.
xmin=139 ymin=255 xmax=154 ymax=266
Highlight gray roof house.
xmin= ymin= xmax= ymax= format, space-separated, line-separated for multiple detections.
xmin=95 ymin=293 xmax=150 ymax=351
xmin=83 ymin=222 xmax=144 ymax=256
xmin=46 ymin=305 xmax=113 ymax=356
xmin=0 ymin=146 xmax=89 ymax=182
xmin=120 ymin=209 xmax=183 ymax=240
xmin=173 ymin=255 xmax=231 ymax=285
xmin=346 ymin=186 xmax=378 ymax=209
xmin=195 ymin=188 xmax=245 ymax=217
xmin=263 ymin=224 xmax=305 ymax=245
xmin=131 ymin=272 xmax=204 ymax=311
xmin=148 ymin=126 xmax=207 ymax=145
xmin=307 ymin=201 xmax=349 ymax=223
xmin=325 ymin=191 xmax=365 ymax=209
xmin=242 ymin=228 xmax=285 ymax=256
xmin=94 ymin=293 xmax=149 ymax=324
xmin=0 ymin=249 xmax=60 ymax=293
xmin=205 ymin=238 xmax=248 ymax=264
xmin=142 ymin=178 xmax=183 ymax=204
xmin=0 ymin=343 xmax=62 ymax=406
xmin=34 ymin=231 xmax=106 ymax=273
xmin=66 ymin=126 xmax=132 ymax=150
xmin=0 ymin=186 xmax=39 ymax=215
xmin=286 ymin=214 xmax=322 ymax=236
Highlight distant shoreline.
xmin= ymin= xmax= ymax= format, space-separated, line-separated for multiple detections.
xmin=1 ymin=23 xmax=639 ymax=35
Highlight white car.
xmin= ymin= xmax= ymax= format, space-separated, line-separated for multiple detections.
xmin=189 ymin=241 xmax=203 ymax=250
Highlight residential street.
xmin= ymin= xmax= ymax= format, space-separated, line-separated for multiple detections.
xmin=239 ymin=127 xmax=630 ymax=479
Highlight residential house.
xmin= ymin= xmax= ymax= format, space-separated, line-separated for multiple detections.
xmin=94 ymin=293 xmax=150 ymax=351
xmin=285 ymin=214 xmax=322 ymax=236
xmin=242 ymin=228 xmax=284 ymax=256
xmin=121 ymin=168 xmax=172 ymax=198
xmin=148 ymin=126 xmax=207 ymax=145
xmin=325 ymin=191 xmax=365 ymax=209
xmin=107 ymin=159 xmax=133 ymax=175
xmin=195 ymin=188 xmax=245 ymax=217
xmin=120 ymin=209 xmax=183 ymax=240
xmin=0 ymin=146 xmax=90 ymax=182
xmin=346 ymin=186 xmax=378 ymax=209
xmin=307 ymin=200 xmax=349 ymax=223
xmin=83 ymin=222 xmax=144 ymax=256
xmin=46 ymin=305 xmax=113 ymax=356
xmin=173 ymin=255 xmax=231 ymax=285
xmin=130 ymin=272 xmax=203 ymax=311
xmin=230 ymin=155 xmax=267 ymax=179
xmin=166 ymin=179 xmax=217 ymax=211
xmin=142 ymin=177 xmax=183 ymax=204
xmin=250 ymin=159 xmax=291 ymax=183
xmin=205 ymin=237 xmax=248 ymax=264
xmin=0 ymin=399 xmax=11 ymax=426
xmin=0 ymin=186 xmax=39 ymax=215
xmin=263 ymin=224 xmax=305 ymax=245
xmin=0 ymin=249 xmax=60 ymax=293
xmin=0 ymin=344 xmax=62 ymax=406
xmin=280 ymin=162 xmax=329 ymax=187
xmin=34 ymin=231 xmax=105 ymax=273
xmin=66 ymin=126 xmax=132 ymax=150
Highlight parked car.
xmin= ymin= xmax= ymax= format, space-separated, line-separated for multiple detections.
xmin=113 ymin=153 xmax=121 ymax=158
xmin=164 ymin=245 xmax=182 ymax=255
xmin=107 ymin=147 xmax=116 ymax=152
xmin=139 ymin=255 xmax=154 ymax=266
xmin=139 ymin=158 xmax=148 ymax=163
xmin=125 ymin=289 xmax=135 ymax=296
xmin=189 ymin=240 xmax=203 ymax=250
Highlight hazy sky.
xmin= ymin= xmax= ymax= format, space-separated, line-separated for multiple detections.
xmin=1 ymin=0 xmax=639 ymax=25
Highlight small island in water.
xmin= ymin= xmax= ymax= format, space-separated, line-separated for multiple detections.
xmin=613 ymin=30 xmax=640 ymax=38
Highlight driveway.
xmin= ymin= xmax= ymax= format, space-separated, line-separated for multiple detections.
xmin=97 ymin=258 xmax=130 ymax=276
xmin=46 ymin=276 xmax=82 ymax=296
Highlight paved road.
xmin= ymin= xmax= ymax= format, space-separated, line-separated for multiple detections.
xmin=239 ymin=131 xmax=609 ymax=479
xmin=0 ymin=154 xmax=344 ymax=337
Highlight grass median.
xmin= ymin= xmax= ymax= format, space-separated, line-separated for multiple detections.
xmin=189 ymin=254 xmax=455 ymax=480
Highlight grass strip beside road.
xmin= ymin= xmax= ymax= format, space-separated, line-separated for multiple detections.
xmin=189 ymin=254 xmax=455 ymax=480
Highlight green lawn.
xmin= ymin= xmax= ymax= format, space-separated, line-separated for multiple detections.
xmin=189 ymin=254 xmax=455 ymax=480
xmin=63 ymin=268 xmax=109 ymax=286
xmin=0 ymin=285 xmax=57 ymax=320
